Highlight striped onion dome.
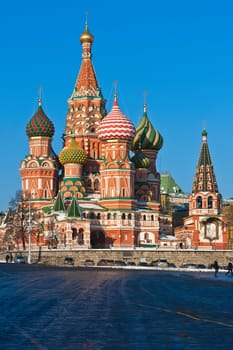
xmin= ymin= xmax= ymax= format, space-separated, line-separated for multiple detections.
xmin=59 ymin=138 xmax=88 ymax=165
xmin=96 ymin=95 xmax=136 ymax=141
xmin=131 ymin=150 xmax=150 ymax=169
xmin=26 ymin=100 xmax=54 ymax=138
xmin=131 ymin=104 xmax=163 ymax=151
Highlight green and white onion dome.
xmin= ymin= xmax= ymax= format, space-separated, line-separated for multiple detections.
xmin=131 ymin=150 xmax=150 ymax=169
xmin=59 ymin=138 xmax=88 ymax=165
xmin=131 ymin=105 xmax=163 ymax=151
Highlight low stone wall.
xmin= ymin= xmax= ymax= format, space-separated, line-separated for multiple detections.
xmin=1 ymin=248 xmax=233 ymax=267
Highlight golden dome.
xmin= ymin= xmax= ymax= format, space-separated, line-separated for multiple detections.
xmin=80 ymin=21 xmax=94 ymax=44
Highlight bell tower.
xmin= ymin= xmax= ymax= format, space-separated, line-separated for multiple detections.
xmin=189 ymin=129 xmax=221 ymax=216
xmin=175 ymin=129 xmax=228 ymax=249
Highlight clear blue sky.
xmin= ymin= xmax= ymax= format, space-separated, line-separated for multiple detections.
xmin=0 ymin=0 xmax=233 ymax=210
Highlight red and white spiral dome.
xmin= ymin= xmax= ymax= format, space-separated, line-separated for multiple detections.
xmin=97 ymin=96 xmax=136 ymax=141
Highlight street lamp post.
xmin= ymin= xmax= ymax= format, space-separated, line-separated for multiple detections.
xmin=28 ymin=201 xmax=32 ymax=264
xmin=27 ymin=191 xmax=35 ymax=264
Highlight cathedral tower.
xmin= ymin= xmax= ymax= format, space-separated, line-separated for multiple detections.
xmin=131 ymin=103 xmax=163 ymax=206
xmin=96 ymin=94 xmax=136 ymax=209
xmin=63 ymin=21 xmax=107 ymax=196
xmin=20 ymin=99 xmax=59 ymax=208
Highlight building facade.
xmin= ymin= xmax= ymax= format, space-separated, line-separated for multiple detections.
xmin=0 ymin=22 xmax=229 ymax=252
xmin=17 ymin=22 xmax=165 ymax=250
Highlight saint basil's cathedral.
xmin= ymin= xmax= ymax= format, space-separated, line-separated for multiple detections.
xmin=7 ymin=22 xmax=228 ymax=250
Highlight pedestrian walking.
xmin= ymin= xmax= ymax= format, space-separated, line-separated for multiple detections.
xmin=225 ymin=261 xmax=233 ymax=276
xmin=5 ymin=254 xmax=9 ymax=263
xmin=213 ymin=260 xmax=219 ymax=277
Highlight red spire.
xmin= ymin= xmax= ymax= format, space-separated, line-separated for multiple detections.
xmin=71 ymin=21 xmax=99 ymax=98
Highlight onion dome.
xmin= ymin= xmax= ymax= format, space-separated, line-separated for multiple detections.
xmin=131 ymin=104 xmax=163 ymax=151
xmin=96 ymin=95 xmax=136 ymax=141
xmin=131 ymin=150 xmax=150 ymax=169
xmin=80 ymin=21 xmax=94 ymax=43
xmin=202 ymin=128 xmax=207 ymax=137
xmin=26 ymin=100 xmax=54 ymax=138
xmin=59 ymin=138 xmax=88 ymax=165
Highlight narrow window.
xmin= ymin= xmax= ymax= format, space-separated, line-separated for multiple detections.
xmin=196 ymin=196 xmax=202 ymax=209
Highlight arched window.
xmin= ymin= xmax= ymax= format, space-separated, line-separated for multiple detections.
xmin=128 ymin=213 xmax=132 ymax=220
xmin=94 ymin=179 xmax=99 ymax=191
xmin=97 ymin=213 xmax=101 ymax=220
xmin=143 ymin=215 xmax=146 ymax=221
xmin=113 ymin=213 xmax=117 ymax=220
xmin=72 ymin=228 xmax=77 ymax=240
xmin=122 ymin=213 xmax=126 ymax=220
xmin=151 ymin=215 xmax=154 ymax=221
xmin=82 ymin=212 xmax=86 ymax=218
xmin=90 ymin=212 xmax=95 ymax=219
xmin=87 ymin=179 xmax=92 ymax=189
xmin=196 ymin=196 xmax=202 ymax=209
xmin=78 ymin=228 xmax=84 ymax=245
xmin=107 ymin=213 xmax=111 ymax=220
xmin=208 ymin=196 xmax=213 ymax=209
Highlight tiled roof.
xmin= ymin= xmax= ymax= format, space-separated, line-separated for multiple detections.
xmin=74 ymin=59 xmax=99 ymax=95
xmin=192 ymin=130 xmax=219 ymax=193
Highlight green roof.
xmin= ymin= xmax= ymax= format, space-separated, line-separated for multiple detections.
xmin=53 ymin=192 xmax=65 ymax=212
xmin=67 ymin=198 xmax=82 ymax=218
xmin=160 ymin=173 xmax=184 ymax=194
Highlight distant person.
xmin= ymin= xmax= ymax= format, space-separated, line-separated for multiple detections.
xmin=225 ymin=261 xmax=233 ymax=276
xmin=5 ymin=254 xmax=9 ymax=263
xmin=213 ymin=260 xmax=219 ymax=277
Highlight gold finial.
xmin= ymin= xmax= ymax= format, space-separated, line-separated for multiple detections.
xmin=143 ymin=90 xmax=147 ymax=113
xmin=114 ymin=80 xmax=118 ymax=102
xmin=80 ymin=13 xmax=94 ymax=43
xmin=38 ymin=86 xmax=42 ymax=107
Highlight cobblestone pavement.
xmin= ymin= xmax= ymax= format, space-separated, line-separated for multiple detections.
xmin=0 ymin=263 xmax=233 ymax=349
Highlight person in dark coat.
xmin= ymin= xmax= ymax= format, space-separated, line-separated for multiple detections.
xmin=213 ymin=260 xmax=219 ymax=277
xmin=225 ymin=261 xmax=233 ymax=276
xmin=5 ymin=254 xmax=10 ymax=263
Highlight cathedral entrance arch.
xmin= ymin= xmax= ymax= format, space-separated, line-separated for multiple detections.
xmin=91 ymin=231 xmax=105 ymax=248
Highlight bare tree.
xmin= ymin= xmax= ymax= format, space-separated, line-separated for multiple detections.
xmin=8 ymin=190 xmax=23 ymax=212
xmin=1 ymin=192 xmax=43 ymax=251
